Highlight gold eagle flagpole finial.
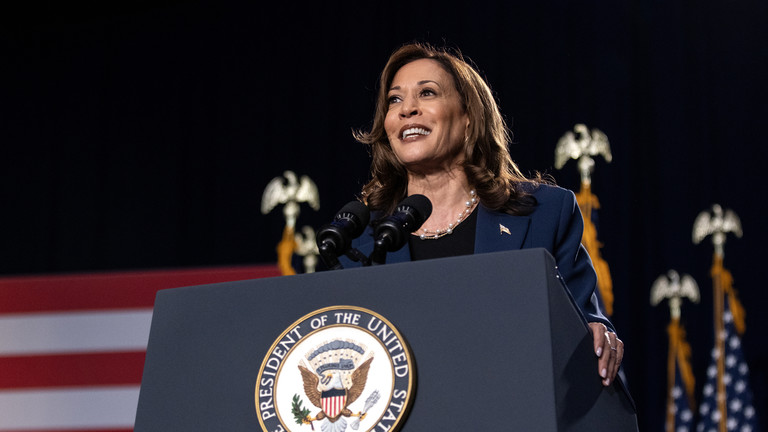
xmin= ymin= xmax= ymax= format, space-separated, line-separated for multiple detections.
xmin=555 ymin=124 xmax=614 ymax=315
xmin=692 ymin=204 xmax=742 ymax=260
xmin=651 ymin=270 xmax=700 ymax=321
xmin=261 ymin=170 xmax=320 ymax=275
xmin=554 ymin=123 xmax=613 ymax=186
xmin=651 ymin=270 xmax=699 ymax=432
xmin=692 ymin=204 xmax=744 ymax=432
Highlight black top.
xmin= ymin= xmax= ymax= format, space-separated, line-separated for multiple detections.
xmin=408 ymin=207 xmax=478 ymax=260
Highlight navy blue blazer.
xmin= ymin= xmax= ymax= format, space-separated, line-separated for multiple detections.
xmin=339 ymin=183 xmax=612 ymax=330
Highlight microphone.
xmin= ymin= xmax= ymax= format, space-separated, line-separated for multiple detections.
xmin=316 ymin=200 xmax=370 ymax=270
xmin=370 ymin=194 xmax=432 ymax=265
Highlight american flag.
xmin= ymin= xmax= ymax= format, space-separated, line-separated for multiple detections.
xmin=670 ymin=365 xmax=695 ymax=432
xmin=696 ymin=296 xmax=760 ymax=432
xmin=665 ymin=317 xmax=696 ymax=432
xmin=0 ymin=264 xmax=279 ymax=432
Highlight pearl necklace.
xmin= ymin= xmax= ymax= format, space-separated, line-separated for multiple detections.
xmin=418 ymin=190 xmax=478 ymax=240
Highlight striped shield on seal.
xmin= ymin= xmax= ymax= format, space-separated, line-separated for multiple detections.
xmin=321 ymin=388 xmax=347 ymax=418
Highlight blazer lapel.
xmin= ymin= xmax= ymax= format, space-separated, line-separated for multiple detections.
xmin=474 ymin=206 xmax=531 ymax=253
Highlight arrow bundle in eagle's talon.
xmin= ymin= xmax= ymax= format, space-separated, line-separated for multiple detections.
xmin=350 ymin=390 xmax=381 ymax=430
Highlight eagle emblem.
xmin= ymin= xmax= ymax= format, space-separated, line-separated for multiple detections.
xmin=295 ymin=340 xmax=374 ymax=431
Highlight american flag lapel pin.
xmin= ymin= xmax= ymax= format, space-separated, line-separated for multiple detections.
xmin=499 ymin=224 xmax=511 ymax=235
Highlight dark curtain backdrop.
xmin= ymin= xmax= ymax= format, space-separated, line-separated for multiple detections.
xmin=3 ymin=1 xmax=767 ymax=430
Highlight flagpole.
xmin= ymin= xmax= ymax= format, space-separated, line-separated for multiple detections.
xmin=711 ymin=255 xmax=727 ymax=432
xmin=664 ymin=319 xmax=677 ymax=432
xmin=260 ymin=171 xmax=321 ymax=276
xmin=693 ymin=204 xmax=744 ymax=432
xmin=652 ymin=270 xmax=699 ymax=432
xmin=555 ymin=124 xmax=614 ymax=316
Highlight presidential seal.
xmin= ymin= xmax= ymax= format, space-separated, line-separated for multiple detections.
xmin=255 ymin=306 xmax=414 ymax=432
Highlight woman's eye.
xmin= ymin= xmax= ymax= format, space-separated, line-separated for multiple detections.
xmin=420 ymin=88 xmax=436 ymax=97
xmin=387 ymin=95 xmax=401 ymax=104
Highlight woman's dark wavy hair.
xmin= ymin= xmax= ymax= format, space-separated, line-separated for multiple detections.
xmin=354 ymin=42 xmax=542 ymax=216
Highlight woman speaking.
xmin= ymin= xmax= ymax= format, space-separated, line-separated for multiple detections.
xmin=343 ymin=42 xmax=624 ymax=387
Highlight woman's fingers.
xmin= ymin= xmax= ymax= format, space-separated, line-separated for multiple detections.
xmin=588 ymin=322 xmax=623 ymax=386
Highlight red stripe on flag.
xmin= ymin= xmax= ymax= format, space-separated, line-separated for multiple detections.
xmin=0 ymin=351 xmax=146 ymax=389
xmin=0 ymin=264 xmax=281 ymax=313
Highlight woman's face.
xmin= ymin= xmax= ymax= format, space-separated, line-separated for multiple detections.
xmin=384 ymin=59 xmax=469 ymax=173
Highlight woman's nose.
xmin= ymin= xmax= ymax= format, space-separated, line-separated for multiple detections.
xmin=399 ymin=97 xmax=419 ymax=118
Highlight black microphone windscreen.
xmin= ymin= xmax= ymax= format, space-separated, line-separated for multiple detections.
xmin=398 ymin=194 xmax=432 ymax=224
xmin=336 ymin=200 xmax=370 ymax=237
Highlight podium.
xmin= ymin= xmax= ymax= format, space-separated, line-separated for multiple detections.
xmin=135 ymin=249 xmax=637 ymax=431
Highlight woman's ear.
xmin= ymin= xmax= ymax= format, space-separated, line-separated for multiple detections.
xmin=464 ymin=119 xmax=471 ymax=142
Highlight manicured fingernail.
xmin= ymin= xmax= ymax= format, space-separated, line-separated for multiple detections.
xmin=596 ymin=347 xmax=602 ymax=357
xmin=604 ymin=378 xmax=610 ymax=386
xmin=601 ymin=368 xmax=607 ymax=378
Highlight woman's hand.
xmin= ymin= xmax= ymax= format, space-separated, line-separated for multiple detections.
xmin=588 ymin=322 xmax=624 ymax=386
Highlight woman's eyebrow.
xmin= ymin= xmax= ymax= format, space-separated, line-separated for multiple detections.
xmin=389 ymin=80 xmax=441 ymax=92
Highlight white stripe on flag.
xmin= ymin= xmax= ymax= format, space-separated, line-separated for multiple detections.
xmin=0 ymin=309 xmax=153 ymax=355
xmin=0 ymin=386 xmax=140 ymax=430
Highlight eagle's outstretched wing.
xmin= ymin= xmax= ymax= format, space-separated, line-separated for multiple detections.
xmin=298 ymin=365 xmax=322 ymax=408
xmin=723 ymin=209 xmax=743 ymax=238
xmin=649 ymin=275 xmax=671 ymax=306
xmin=692 ymin=211 xmax=712 ymax=244
xmin=590 ymin=128 xmax=612 ymax=162
xmin=554 ymin=131 xmax=577 ymax=169
xmin=261 ymin=176 xmax=287 ymax=215
xmin=679 ymin=274 xmax=700 ymax=303
xmin=346 ymin=357 xmax=374 ymax=405
xmin=296 ymin=175 xmax=320 ymax=211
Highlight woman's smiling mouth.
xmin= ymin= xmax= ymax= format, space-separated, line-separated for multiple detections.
xmin=401 ymin=127 xmax=432 ymax=140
